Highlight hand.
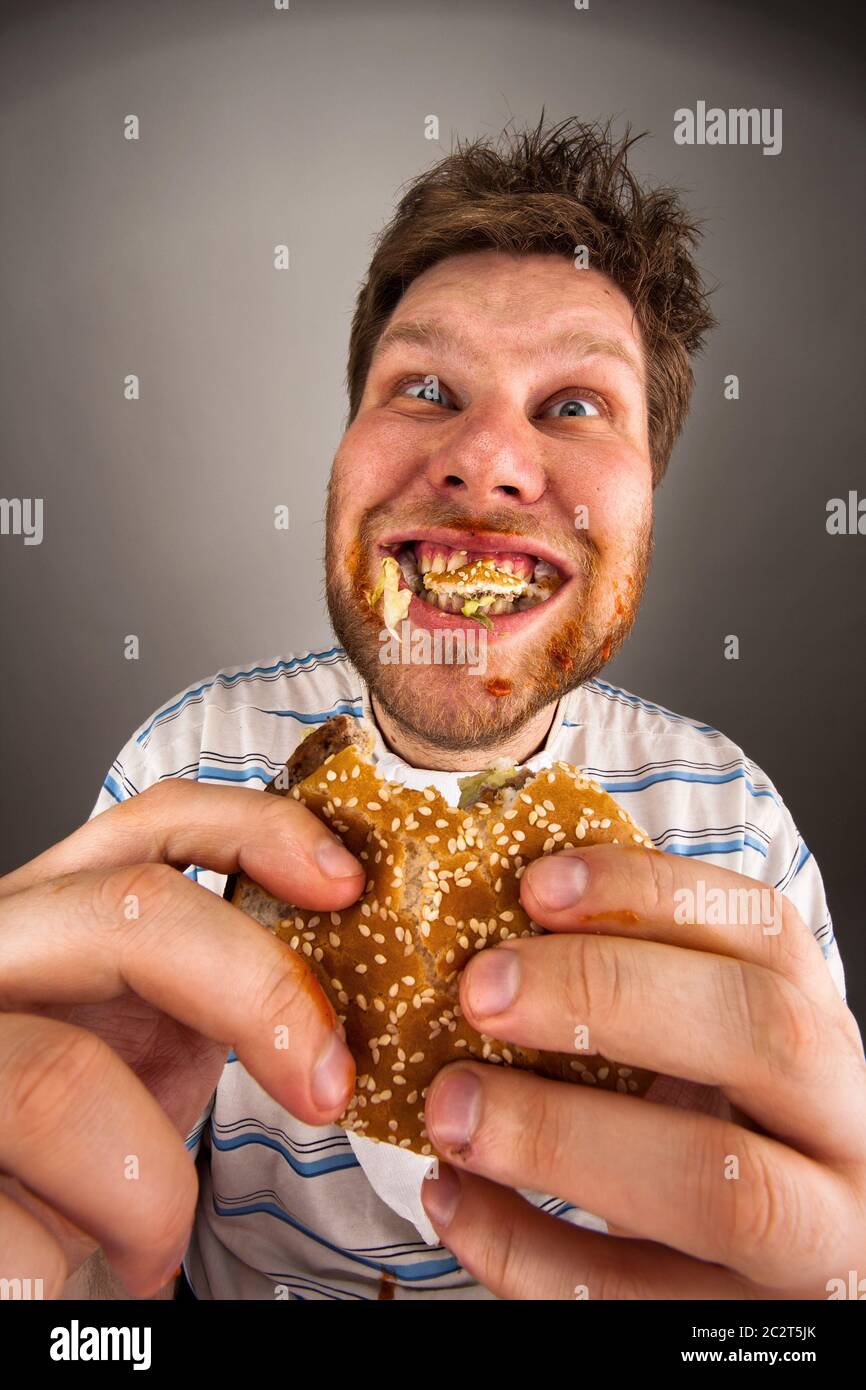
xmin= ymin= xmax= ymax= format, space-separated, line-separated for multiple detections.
xmin=0 ymin=781 xmax=365 ymax=1298
xmin=420 ymin=844 xmax=866 ymax=1299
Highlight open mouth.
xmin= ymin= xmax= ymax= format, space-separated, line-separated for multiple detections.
xmin=381 ymin=538 xmax=566 ymax=618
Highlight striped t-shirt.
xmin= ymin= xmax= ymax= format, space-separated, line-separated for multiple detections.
xmin=90 ymin=647 xmax=846 ymax=1300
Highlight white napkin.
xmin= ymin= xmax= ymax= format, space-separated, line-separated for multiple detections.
xmin=347 ymin=1131 xmax=608 ymax=1245
xmin=348 ymin=1132 xmax=441 ymax=1243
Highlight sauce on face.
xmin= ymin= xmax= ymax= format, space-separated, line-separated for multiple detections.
xmin=545 ymin=619 xmax=584 ymax=680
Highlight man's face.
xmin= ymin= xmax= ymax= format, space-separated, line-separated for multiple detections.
xmin=326 ymin=250 xmax=654 ymax=752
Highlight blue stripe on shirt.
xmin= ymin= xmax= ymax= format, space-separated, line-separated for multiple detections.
xmin=211 ymin=1189 xmax=459 ymax=1281
xmin=136 ymin=648 xmax=347 ymax=743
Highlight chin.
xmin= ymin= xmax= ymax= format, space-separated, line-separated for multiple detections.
xmin=327 ymin=571 xmax=621 ymax=754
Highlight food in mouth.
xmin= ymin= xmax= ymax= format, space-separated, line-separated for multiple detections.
xmin=384 ymin=541 xmax=564 ymax=622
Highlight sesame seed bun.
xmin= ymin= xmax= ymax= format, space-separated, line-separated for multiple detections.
xmin=228 ymin=715 xmax=659 ymax=1155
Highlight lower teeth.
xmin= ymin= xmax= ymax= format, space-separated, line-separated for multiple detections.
xmin=393 ymin=548 xmax=553 ymax=616
xmin=417 ymin=590 xmax=529 ymax=616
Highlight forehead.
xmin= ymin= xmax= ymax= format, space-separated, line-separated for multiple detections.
xmin=376 ymin=249 xmax=644 ymax=370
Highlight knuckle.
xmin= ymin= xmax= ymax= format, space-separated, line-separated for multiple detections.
xmin=510 ymin=1081 xmax=567 ymax=1186
xmin=255 ymin=951 xmax=311 ymax=1035
xmin=711 ymin=1129 xmax=804 ymax=1283
xmin=695 ymin=1121 xmax=837 ymax=1288
xmin=473 ymin=1198 xmax=533 ymax=1295
xmin=105 ymin=861 xmax=189 ymax=926
xmin=589 ymin=1258 xmax=652 ymax=1302
xmin=136 ymin=779 xmax=189 ymax=813
xmin=565 ymin=935 xmax=627 ymax=1038
xmin=133 ymin=1173 xmax=198 ymax=1265
xmin=10 ymin=1025 xmax=112 ymax=1144
xmin=746 ymin=968 xmax=824 ymax=1087
xmin=259 ymin=793 xmax=327 ymax=857
xmin=638 ymin=845 xmax=678 ymax=920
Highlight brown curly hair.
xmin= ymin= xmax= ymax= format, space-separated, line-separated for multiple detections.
xmin=345 ymin=114 xmax=717 ymax=487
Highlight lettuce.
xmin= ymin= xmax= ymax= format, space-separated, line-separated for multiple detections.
xmin=457 ymin=758 xmax=518 ymax=809
xmin=368 ymin=556 xmax=412 ymax=639
xmin=461 ymin=596 xmax=496 ymax=630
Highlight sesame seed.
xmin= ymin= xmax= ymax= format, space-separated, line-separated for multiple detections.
xmin=355 ymin=963 xmax=367 ymax=974
xmin=329 ymin=932 xmax=341 ymax=948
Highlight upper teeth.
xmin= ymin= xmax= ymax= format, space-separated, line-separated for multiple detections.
xmin=389 ymin=540 xmax=564 ymax=617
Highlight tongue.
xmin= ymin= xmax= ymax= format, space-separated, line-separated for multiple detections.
xmin=414 ymin=541 xmax=535 ymax=582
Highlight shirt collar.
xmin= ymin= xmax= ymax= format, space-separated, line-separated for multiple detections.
xmin=358 ymin=677 xmax=572 ymax=808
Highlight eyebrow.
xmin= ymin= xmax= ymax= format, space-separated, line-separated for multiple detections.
xmin=373 ymin=319 xmax=644 ymax=385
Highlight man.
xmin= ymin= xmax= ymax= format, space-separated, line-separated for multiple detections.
xmin=1 ymin=118 xmax=863 ymax=1301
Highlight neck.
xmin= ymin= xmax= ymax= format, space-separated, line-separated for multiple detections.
xmin=370 ymin=693 xmax=559 ymax=772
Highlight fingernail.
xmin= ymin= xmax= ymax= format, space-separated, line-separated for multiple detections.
xmin=311 ymin=1030 xmax=354 ymax=1110
xmin=421 ymin=1162 xmax=461 ymax=1228
xmin=465 ymin=947 xmax=520 ymax=1018
xmin=315 ymin=836 xmax=363 ymax=879
xmin=429 ymin=1069 xmax=482 ymax=1147
xmin=525 ymin=854 xmax=589 ymax=909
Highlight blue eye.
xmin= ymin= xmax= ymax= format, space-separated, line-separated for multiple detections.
xmin=544 ymin=397 xmax=600 ymax=419
xmin=403 ymin=375 xmax=454 ymax=408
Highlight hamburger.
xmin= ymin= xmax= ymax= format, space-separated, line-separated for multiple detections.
xmin=228 ymin=715 xmax=659 ymax=1155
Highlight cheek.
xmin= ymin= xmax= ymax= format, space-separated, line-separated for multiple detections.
xmin=335 ymin=414 xmax=419 ymax=507
xmin=574 ymin=451 xmax=652 ymax=560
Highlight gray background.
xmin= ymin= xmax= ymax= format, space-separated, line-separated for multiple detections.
xmin=1 ymin=0 xmax=863 ymax=1030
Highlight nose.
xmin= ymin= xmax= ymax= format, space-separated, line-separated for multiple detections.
xmin=423 ymin=406 xmax=546 ymax=506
